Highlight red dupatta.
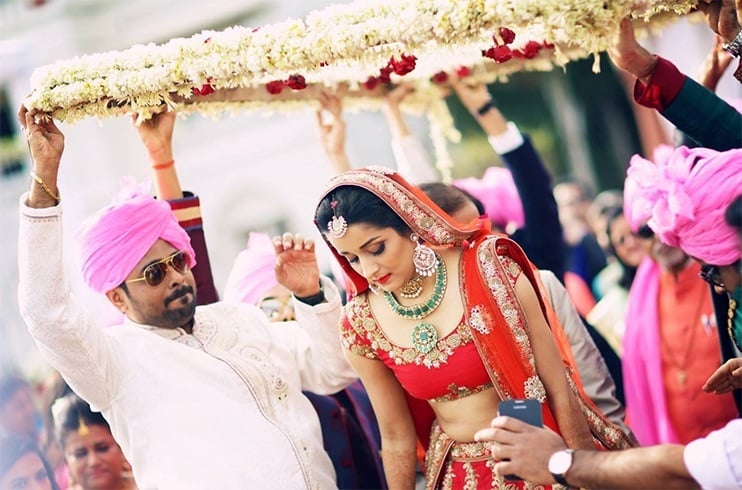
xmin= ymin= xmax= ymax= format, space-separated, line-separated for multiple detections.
xmin=463 ymin=235 xmax=635 ymax=451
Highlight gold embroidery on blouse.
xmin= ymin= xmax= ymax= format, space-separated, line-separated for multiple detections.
xmin=449 ymin=441 xmax=491 ymax=460
xmin=342 ymin=293 xmax=473 ymax=369
xmin=523 ymin=375 xmax=547 ymax=403
xmin=430 ymin=382 xmax=494 ymax=403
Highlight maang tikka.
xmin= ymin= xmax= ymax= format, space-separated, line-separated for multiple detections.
xmin=327 ymin=198 xmax=348 ymax=238
xmin=411 ymin=233 xmax=439 ymax=277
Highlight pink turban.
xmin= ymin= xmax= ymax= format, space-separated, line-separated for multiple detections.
xmin=623 ymin=144 xmax=674 ymax=232
xmin=624 ymin=146 xmax=742 ymax=266
xmin=223 ymin=232 xmax=278 ymax=305
xmin=76 ymin=179 xmax=196 ymax=294
xmin=454 ymin=166 xmax=525 ymax=231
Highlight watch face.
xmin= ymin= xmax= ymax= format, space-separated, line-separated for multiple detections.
xmin=548 ymin=450 xmax=573 ymax=474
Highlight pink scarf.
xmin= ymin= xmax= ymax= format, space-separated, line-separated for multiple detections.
xmin=622 ymin=257 xmax=680 ymax=445
xmin=223 ymin=232 xmax=278 ymax=304
xmin=454 ymin=166 xmax=525 ymax=231
xmin=624 ymin=146 xmax=742 ymax=266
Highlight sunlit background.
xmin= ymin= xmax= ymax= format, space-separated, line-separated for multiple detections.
xmin=0 ymin=0 xmax=738 ymax=379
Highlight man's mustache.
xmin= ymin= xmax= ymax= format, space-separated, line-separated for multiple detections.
xmin=165 ymin=285 xmax=194 ymax=306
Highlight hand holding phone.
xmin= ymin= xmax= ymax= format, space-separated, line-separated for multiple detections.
xmin=498 ymin=399 xmax=543 ymax=481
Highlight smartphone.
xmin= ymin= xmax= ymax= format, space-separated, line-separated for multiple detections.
xmin=498 ymin=399 xmax=543 ymax=481
xmin=498 ymin=398 xmax=543 ymax=427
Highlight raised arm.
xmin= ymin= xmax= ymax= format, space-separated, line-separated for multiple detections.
xmin=17 ymin=106 xmax=120 ymax=408
xmin=382 ymin=84 xmax=439 ymax=183
xmin=133 ymin=110 xmax=182 ymax=200
xmin=20 ymin=107 xmax=63 ymax=209
xmin=133 ymin=110 xmax=219 ymax=304
xmin=271 ymin=233 xmax=357 ymax=391
xmin=608 ymin=18 xmax=742 ymax=151
xmin=317 ymin=91 xmax=352 ymax=174
xmin=452 ymin=79 xmax=565 ymax=281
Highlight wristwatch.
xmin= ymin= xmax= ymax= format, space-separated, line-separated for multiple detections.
xmin=548 ymin=448 xmax=575 ymax=486
xmin=294 ymin=282 xmax=326 ymax=306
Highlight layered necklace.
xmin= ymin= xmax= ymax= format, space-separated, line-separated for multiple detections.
xmin=384 ymin=254 xmax=447 ymax=355
xmin=728 ymin=297 xmax=741 ymax=352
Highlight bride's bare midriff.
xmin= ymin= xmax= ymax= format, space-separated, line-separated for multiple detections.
xmin=430 ymin=386 xmax=502 ymax=442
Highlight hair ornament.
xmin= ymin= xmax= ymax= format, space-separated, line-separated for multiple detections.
xmin=327 ymin=199 xmax=348 ymax=238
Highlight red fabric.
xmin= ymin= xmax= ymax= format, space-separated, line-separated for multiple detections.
xmin=365 ymin=328 xmax=491 ymax=400
xmin=633 ymin=57 xmax=686 ymax=111
xmin=563 ymin=271 xmax=596 ymax=318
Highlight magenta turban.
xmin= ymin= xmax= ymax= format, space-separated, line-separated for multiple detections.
xmin=454 ymin=166 xmax=525 ymax=231
xmin=624 ymin=146 xmax=742 ymax=266
xmin=223 ymin=232 xmax=278 ymax=305
xmin=76 ymin=179 xmax=196 ymax=294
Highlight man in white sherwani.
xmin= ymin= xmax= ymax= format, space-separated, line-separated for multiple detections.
xmin=16 ymin=106 xmax=357 ymax=490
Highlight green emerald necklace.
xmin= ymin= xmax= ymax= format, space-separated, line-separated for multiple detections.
xmin=384 ymin=254 xmax=447 ymax=354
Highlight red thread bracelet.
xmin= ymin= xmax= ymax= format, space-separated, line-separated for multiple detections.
xmin=152 ymin=160 xmax=174 ymax=170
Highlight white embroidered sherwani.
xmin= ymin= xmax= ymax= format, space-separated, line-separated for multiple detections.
xmin=17 ymin=198 xmax=357 ymax=490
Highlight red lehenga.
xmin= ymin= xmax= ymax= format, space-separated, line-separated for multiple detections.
xmin=318 ymin=168 xmax=636 ymax=489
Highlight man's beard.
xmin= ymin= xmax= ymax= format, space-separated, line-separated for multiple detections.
xmin=160 ymin=285 xmax=197 ymax=329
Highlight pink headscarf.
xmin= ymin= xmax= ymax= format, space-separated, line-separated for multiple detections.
xmin=454 ymin=166 xmax=525 ymax=231
xmin=623 ymin=144 xmax=674 ymax=232
xmin=76 ymin=179 xmax=196 ymax=294
xmin=624 ymin=146 xmax=742 ymax=266
xmin=223 ymin=232 xmax=278 ymax=305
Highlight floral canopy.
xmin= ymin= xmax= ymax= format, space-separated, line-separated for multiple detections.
xmin=23 ymin=0 xmax=701 ymax=177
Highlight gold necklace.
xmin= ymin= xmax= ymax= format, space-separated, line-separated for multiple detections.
xmin=728 ymin=297 xmax=741 ymax=351
xmin=399 ymin=274 xmax=424 ymax=298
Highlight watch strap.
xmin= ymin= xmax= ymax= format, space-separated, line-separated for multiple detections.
xmin=294 ymin=282 xmax=325 ymax=306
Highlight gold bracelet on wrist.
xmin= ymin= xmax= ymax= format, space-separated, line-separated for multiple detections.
xmin=30 ymin=171 xmax=60 ymax=203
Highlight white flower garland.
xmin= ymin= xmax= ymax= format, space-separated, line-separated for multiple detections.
xmin=22 ymin=0 xmax=699 ymax=173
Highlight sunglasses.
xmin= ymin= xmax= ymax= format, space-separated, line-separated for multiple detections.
xmin=125 ymin=251 xmax=189 ymax=287
xmin=699 ymin=264 xmax=724 ymax=288
xmin=257 ymin=296 xmax=295 ymax=321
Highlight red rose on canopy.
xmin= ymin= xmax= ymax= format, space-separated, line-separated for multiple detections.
xmin=378 ymin=65 xmax=393 ymax=84
xmin=192 ymin=82 xmax=215 ymax=96
xmin=455 ymin=66 xmax=471 ymax=78
xmin=362 ymin=76 xmax=379 ymax=90
xmin=266 ymin=80 xmax=285 ymax=94
xmin=521 ymin=40 xmax=542 ymax=59
xmin=498 ymin=27 xmax=516 ymax=45
xmin=483 ymin=45 xmax=512 ymax=63
xmin=389 ymin=54 xmax=417 ymax=76
xmin=286 ymin=74 xmax=307 ymax=90
xmin=431 ymin=71 xmax=448 ymax=84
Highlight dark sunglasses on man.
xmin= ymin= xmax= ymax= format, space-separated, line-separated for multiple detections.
xmin=125 ymin=250 xmax=189 ymax=287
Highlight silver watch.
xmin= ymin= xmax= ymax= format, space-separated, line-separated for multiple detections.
xmin=723 ymin=30 xmax=742 ymax=58
xmin=547 ymin=448 xmax=574 ymax=486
